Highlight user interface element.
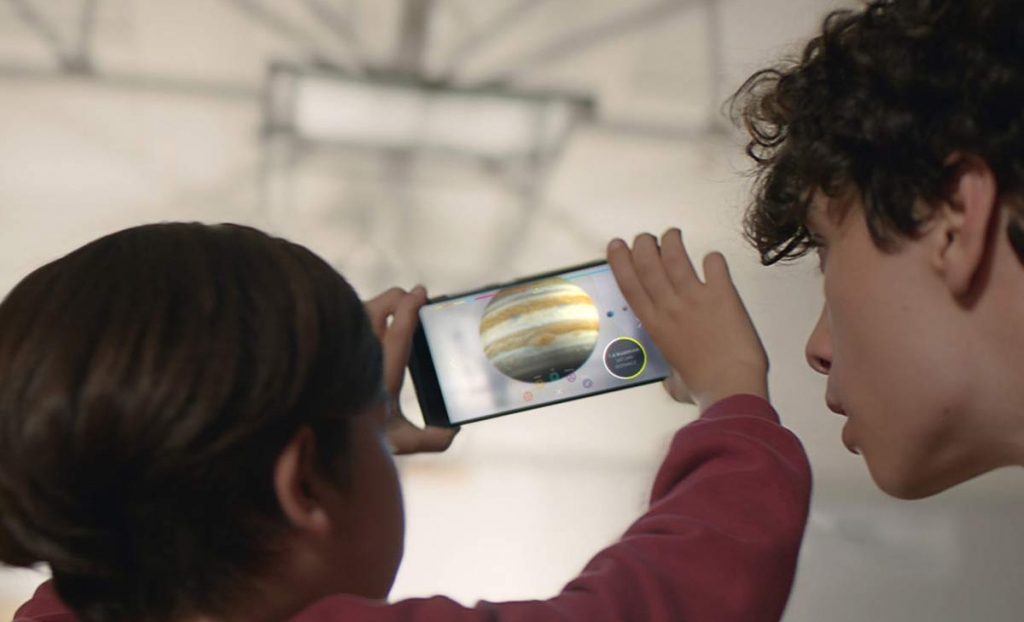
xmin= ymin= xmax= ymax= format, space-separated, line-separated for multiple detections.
xmin=419 ymin=265 xmax=671 ymax=424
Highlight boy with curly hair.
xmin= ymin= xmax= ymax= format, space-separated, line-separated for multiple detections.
xmin=732 ymin=0 xmax=1024 ymax=498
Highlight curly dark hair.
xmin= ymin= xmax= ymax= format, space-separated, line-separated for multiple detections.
xmin=731 ymin=0 xmax=1024 ymax=264
xmin=0 ymin=224 xmax=383 ymax=622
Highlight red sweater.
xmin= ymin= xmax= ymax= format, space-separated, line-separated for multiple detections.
xmin=15 ymin=394 xmax=812 ymax=622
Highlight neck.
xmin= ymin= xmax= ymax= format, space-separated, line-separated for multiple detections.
xmin=970 ymin=218 xmax=1024 ymax=469
xmin=187 ymin=557 xmax=334 ymax=622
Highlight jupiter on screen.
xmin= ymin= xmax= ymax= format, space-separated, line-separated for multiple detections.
xmin=479 ymin=278 xmax=600 ymax=383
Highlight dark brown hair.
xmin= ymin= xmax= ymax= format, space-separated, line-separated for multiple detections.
xmin=731 ymin=0 xmax=1024 ymax=264
xmin=0 ymin=223 xmax=383 ymax=622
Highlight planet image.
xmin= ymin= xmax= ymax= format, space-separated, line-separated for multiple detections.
xmin=479 ymin=278 xmax=600 ymax=383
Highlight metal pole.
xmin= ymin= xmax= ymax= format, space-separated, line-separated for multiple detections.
xmin=300 ymin=0 xmax=365 ymax=73
xmin=484 ymin=0 xmax=699 ymax=85
xmin=705 ymin=0 xmax=726 ymax=131
xmin=71 ymin=0 xmax=99 ymax=73
xmin=439 ymin=0 xmax=548 ymax=80
xmin=223 ymin=0 xmax=353 ymax=71
xmin=394 ymin=0 xmax=434 ymax=77
xmin=9 ymin=0 xmax=71 ymax=69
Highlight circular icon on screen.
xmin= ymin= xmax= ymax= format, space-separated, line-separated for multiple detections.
xmin=603 ymin=337 xmax=648 ymax=380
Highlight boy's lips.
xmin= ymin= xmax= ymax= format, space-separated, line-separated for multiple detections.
xmin=841 ymin=420 xmax=860 ymax=455
xmin=823 ymin=387 xmax=857 ymax=453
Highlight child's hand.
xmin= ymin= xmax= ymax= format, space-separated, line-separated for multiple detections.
xmin=364 ymin=286 xmax=459 ymax=455
xmin=607 ymin=229 xmax=769 ymax=412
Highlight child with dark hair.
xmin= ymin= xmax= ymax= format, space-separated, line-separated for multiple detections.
xmin=731 ymin=0 xmax=1024 ymax=499
xmin=6 ymin=223 xmax=809 ymax=622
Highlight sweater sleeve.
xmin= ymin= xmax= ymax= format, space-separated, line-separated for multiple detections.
xmin=301 ymin=394 xmax=812 ymax=622
xmin=15 ymin=395 xmax=812 ymax=622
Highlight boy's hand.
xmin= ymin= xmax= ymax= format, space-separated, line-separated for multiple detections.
xmin=607 ymin=229 xmax=769 ymax=412
xmin=365 ymin=286 xmax=459 ymax=455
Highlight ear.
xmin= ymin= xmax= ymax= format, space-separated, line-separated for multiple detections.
xmin=933 ymin=154 xmax=1000 ymax=297
xmin=274 ymin=426 xmax=332 ymax=536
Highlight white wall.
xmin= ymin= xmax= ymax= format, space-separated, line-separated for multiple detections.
xmin=1 ymin=1 xmax=1022 ymax=621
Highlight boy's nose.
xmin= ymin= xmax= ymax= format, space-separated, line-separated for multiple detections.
xmin=805 ymin=306 xmax=832 ymax=375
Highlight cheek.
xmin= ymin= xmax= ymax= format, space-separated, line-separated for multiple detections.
xmin=342 ymin=422 xmax=406 ymax=599
xmin=381 ymin=450 xmax=406 ymax=575
xmin=826 ymin=276 xmax=969 ymax=496
xmin=361 ymin=439 xmax=405 ymax=595
xmin=824 ymin=244 xmax=936 ymax=410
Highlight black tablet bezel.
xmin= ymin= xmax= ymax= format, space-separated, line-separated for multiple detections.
xmin=408 ymin=322 xmax=452 ymax=427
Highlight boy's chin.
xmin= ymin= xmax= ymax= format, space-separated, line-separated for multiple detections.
xmin=866 ymin=458 xmax=972 ymax=500
xmin=876 ymin=479 xmax=940 ymax=501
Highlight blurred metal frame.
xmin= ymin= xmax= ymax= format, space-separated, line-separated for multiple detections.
xmin=221 ymin=0 xmax=362 ymax=72
xmin=300 ymin=0 xmax=366 ymax=73
xmin=468 ymin=0 xmax=703 ymax=86
xmin=259 ymin=60 xmax=595 ymax=274
xmin=0 ymin=0 xmax=734 ymax=275
xmin=261 ymin=62 xmax=595 ymax=161
xmin=0 ymin=0 xmax=731 ymax=138
xmin=8 ymin=0 xmax=98 ymax=72
xmin=438 ymin=0 xmax=549 ymax=80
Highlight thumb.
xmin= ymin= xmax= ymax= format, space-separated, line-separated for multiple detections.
xmin=387 ymin=418 xmax=461 ymax=455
